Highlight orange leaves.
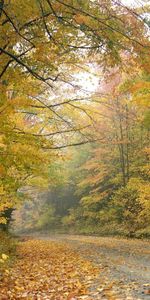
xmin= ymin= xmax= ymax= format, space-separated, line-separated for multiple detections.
xmin=74 ymin=14 xmax=90 ymax=25
xmin=0 ymin=165 xmax=6 ymax=177
xmin=0 ymin=239 xmax=98 ymax=299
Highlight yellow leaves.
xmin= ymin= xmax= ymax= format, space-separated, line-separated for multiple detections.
xmin=27 ymin=176 xmax=49 ymax=188
xmin=131 ymin=81 xmax=150 ymax=93
xmin=0 ymin=135 xmax=6 ymax=147
xmin=9 ymin=0 xmax=39 ymax=25
xmin=0 ymin=254 xmax=9 ymax=264
xmin=0 ymin=217 xmax=7 ymax=224
xmin=2 ymin=254 xmax=9 ymax=261
xmin=10 ymin=143 xmax=42 ymax=163
xmin=9 ymin=111 xmax=25 ymax=130
xmin=10 ymin=95 xmax=32 ymax=109
xmin=0 ymin=165 xmax=6 ymax=177
xmin=138 ymin=183 xmax=150 ymax=209
xmin=81 ymin=195 xmax=100 ymax=206
xmin=0 ymin=142 xmax=6 ymax=150
xmin=0 ymin=186 xmax=5 ymax=196
xmin=144 ymin=147 xmax=150 ymax=156
xmin=0 ymin=239 xmax=98 ymax=299
xmin=130 ymin=81 xmax=150 ymax=107
xmin=81 ymin=190 xmax=108 ymax=207
xmin=0 ymin=187 xmax=15 ymax=223
xmin=0 ymin=134 xmax=5 ymax=144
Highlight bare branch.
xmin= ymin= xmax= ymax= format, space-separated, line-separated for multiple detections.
xmin=14 ymin=125 xmax=90 ymax=137
xmin=0 ymin=47 xmax=54 ymax=87
xmin=43 ymin=137 xmax=104 ymax=150
xmin=37 ymin=0 xmax=52 ymax=40
xmin=0 ymin=46 xmax=34 ymax=79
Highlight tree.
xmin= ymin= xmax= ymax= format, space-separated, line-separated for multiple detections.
xmin=61 ymin=64 xmax=150 ymax=237
xmin=0 ymin=0 xmax=149 ymax=225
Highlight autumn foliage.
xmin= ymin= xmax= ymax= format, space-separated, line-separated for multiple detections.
xmin=0 ymin=239 xmax=98 ymax=299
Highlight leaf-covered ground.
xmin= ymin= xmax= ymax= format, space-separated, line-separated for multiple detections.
xmin=40 ymin=235 xmax=150 ymax=300
xmin=1 ymin=235 xmax=150 ymax=300
xmin=0 ymin=239 xmax=98 ymax=300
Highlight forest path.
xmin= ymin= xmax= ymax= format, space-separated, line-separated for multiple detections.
xmin=37 ymin=234 xmax=150 ymax=299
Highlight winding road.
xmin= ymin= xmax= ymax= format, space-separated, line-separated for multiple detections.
xmin=36 ymin=234 xmax=150 ymax=299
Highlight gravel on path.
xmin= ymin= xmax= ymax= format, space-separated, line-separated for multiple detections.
xmin=34 ymin=234 xmax=150 ymax=300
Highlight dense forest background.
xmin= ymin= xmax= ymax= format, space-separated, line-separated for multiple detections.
xmin=0 ymin=0 xmax=150 ymax=238
xmin=13 ymin=67 xmax=150 ymax=238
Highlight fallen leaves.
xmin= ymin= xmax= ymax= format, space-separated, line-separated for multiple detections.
xmin=0 ymin=253 xmax=9 ymax=264
xmin=0 ymin=239 xmax=98 ymax=299
xmin=143 ymin=283 xmax=150 ymax=295
xmin=1 ymin=236 xmax=150 ymax=299
xmin=52 ymin=235 xmax=150 ymax=300
xmin=1 ymin=254 xmax=9 ymax=261
xmin=144 ymin=289 xmax=150 ymax=295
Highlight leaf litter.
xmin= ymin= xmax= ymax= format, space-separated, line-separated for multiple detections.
xmin=0 ymin=239 xmax=98 ymax=300
xmin=1 ymin=237 xmax=150 ymax=300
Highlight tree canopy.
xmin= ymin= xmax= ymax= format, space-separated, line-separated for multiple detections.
xmin=0 ymin=0 xmax=149 ymax=229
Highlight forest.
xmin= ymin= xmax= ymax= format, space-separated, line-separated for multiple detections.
xmin=0 ymin=0 xmax=150 ymax=299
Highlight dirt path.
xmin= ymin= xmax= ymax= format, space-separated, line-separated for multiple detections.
xmin=37 ymin=234 xmax=150 ymax=300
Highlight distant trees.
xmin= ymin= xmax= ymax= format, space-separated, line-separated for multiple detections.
xmin=14 ymin=84 xmax=150 ymax=236
xmin=61 ymin=70 xmax=150 ymax=237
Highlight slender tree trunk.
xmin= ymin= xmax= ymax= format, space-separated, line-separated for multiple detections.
xmin=113 ymin=100 xmax=126 ymax=187
xmin=125 ymin=104 xmax=130 ymax=181
xmin=117 ymin=99 xmax=126 ymax=186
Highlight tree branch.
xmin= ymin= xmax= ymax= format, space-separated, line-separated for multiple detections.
xmin=14 ymin=125 xmax=90 ymax=137
xmin=43 ymin=137 xmax=104 ymax=150
xmin=0 ymin=47 xmax=55 ymax=87
xmin=2 ymin=8 xmax=35 ymax=47
xmin=0 ymin=46 xmax=34 ymax=79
